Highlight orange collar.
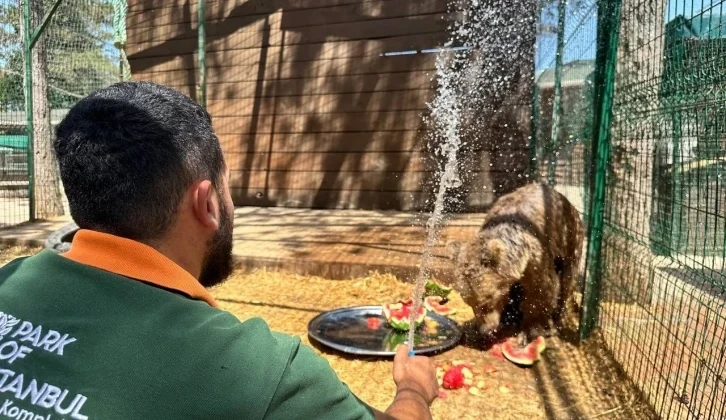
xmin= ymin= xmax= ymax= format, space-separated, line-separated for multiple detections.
xmin=63 ymin=229 xmax=219 ymax=308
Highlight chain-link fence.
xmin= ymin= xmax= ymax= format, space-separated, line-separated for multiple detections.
xmin=0 ymin=0 xmax=128 ymax=227
xmin=534 ymin=0 xmax=726 ymax=418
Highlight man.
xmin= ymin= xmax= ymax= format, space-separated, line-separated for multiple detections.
xmin=0 ymin=81 xmax=437 ymax=419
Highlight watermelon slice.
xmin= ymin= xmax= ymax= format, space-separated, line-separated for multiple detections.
xmin=424 ymin=280 xmax=452 ymax=299
xmin=501 ymin=337 xmax=546 ymax=366
xmin=441 ymin=364 xmax=474 ymax=390
xmin=533 ymin=336 xmax=547 ymax=355
xmin=423 ymin=296 xmax=457 ymax=316
xmin=490 ymin=344 xmax=504 ymax=360
xmin=382 ymin=300 xmax=426 ymax=331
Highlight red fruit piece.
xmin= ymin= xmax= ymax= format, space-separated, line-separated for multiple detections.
xmin=424 ymin=296 xmax=457 ymax=316
xmin=382 ymin=300 xmax=426 ymax=331
xmin=367 ymin=317 xmax=382 ymax=330
xmin=502 ymin=340 xmax=540 ymax=366
xmin=442 ymin=366 xmax=465 ymax=390
xmin=490 ymin=344 xmax=505 ymax=360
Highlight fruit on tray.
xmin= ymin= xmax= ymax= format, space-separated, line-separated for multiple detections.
xmin=424 ymin=280 xmax=452 ymax=299
xmin=382 ymin=300 xmax=426 ymax=331
xmin=423 ymin=296 xmax=456 ymax=316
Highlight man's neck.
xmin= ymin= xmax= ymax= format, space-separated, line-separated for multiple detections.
xmin=148 ymin=238 xmax=203 ymax=281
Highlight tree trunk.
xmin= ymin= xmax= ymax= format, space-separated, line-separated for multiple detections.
xmin=25 ymin=0 xmax=64 ymax=219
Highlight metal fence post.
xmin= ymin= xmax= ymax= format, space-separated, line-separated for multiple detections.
xmin=198 ymin=0 xmax=207 ymax=109
xmin=23 ymin=0 xmax=35 ymax=222
xmin=579 ymin=0 xmax=623 ymax=340
xmin=529 ymin=76 xmax=540 ymax=179
xmin=548 ymin=0 xmax=567 ymax=186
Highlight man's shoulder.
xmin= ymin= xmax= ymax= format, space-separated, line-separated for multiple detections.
xmin=0 ymin=249 xmax=67 ymax=280
xmin=0 ymin=254 xmax=32 ymax=275
xmin=171 ymin=307 xmax=375 ymax=420
xmin=185 ymin=308 xmax=299 ymax=359
xmin=0 ymin=251 xmax=47 ymax=290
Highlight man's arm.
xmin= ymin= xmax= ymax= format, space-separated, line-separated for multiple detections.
xmin=262 ymin=337 xmax=437 ymax=420
xmin=372 ymin=392 xmax=433 ymax=420
xmin=372 ymin=345 xmax=438 ymax=420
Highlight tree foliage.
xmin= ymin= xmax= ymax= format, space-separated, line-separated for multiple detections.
xmin=0 ymin=0 xmax=119 ymax=111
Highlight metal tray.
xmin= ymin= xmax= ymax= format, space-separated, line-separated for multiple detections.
xmin=307 ymin=305 xmax=462 ymax=357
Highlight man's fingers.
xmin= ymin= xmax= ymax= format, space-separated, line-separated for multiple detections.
xmin=394 ymin=344 xmax=409 ymax=364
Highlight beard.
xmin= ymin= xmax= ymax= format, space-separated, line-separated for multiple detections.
xmin=198 ymin=207 xmax=234 ymax=288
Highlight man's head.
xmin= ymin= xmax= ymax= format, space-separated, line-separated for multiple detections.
xmin=55 ymin=81 xmax=234 ymax=287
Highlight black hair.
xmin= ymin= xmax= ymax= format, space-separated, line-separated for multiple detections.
xmin=54 ymin=81 xmax=225 ymax=241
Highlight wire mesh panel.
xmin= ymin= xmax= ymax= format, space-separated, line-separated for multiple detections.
xmin=0 ymin=0 xmax=128 ymax=226
xmin=534 ymin=0 xmax=725 ymax=418
xmin=533 ymin=0 xmax=597 ymax=219
xmin=532 ymin=0 xmax=598 ymax=303
xmin=34 ymin=0 xmax=127 ymax=220
xmin=0 ymin=0 xmax=28 ymax=227
xmin=596 ymin=1 xmax=726 ymax=419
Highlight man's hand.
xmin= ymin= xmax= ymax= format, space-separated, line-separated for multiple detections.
xmin=392 ymin=344 xmax=438 ymax=404
xmin=374 ymin=345 xmax=438 ymax=420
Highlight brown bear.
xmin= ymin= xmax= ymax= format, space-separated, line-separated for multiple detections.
xmin=448 ymin=182 xmax=585 ymax=345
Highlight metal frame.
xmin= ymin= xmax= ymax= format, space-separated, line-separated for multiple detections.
xmin=548 ymin=0 xmax=567 ymax=186
xmin=529 ymin=77 xmax=540 ymax=178
xmin=579 ymin=0 xmax=623 ymax=339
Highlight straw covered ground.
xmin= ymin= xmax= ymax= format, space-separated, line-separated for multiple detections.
xmin=1 ymin=244 xmax=658 ymax=420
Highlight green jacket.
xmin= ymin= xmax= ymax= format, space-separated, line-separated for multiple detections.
xmin=0 ymin=247 xmax=375 ymax=420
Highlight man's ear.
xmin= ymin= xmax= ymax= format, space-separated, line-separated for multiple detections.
xmin=192 ymin=180 xmax=220 ymax=229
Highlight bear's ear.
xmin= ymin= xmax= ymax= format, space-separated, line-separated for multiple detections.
xmin=481 ymin=239 xmax=506 ymax=267
xmin=446 ymin=240 xmax=463 ymax=262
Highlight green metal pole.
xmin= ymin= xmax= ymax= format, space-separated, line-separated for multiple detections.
xmin=529 ymin=81 xmax=540 ymax=179
xmin=29 ymin=0 xmax=63 ymax=49
xmin=197 ymin=0 xmax=207 ymax=109
xmin=548 ymin=0 xmax=566 ymax=186
xmin=579 ymin=0 xmax=623 ymax=340
xmin=23 ymin=0 xmax=35 ymax=222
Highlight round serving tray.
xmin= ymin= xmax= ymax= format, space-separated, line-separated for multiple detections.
xmin=307 ymin=305 xmax=462 ymax=357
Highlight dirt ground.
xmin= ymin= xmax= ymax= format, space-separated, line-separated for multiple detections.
xmin=0 ymin=244 xmax=658 ymax=420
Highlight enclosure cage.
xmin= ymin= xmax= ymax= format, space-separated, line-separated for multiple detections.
xmin=650 ymin=13 xmax=726 ymax=257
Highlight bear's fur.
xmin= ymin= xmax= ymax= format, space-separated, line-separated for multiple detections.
xmin=449 ymin=182 xmax=585 ymax=345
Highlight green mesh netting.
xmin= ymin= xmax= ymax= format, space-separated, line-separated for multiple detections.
xmin=534 ymin=1 xmax=726 ymax=419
